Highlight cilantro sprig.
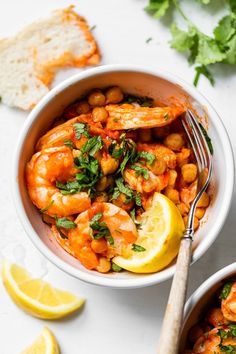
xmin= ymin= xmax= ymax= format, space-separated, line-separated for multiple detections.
xmin=145 ymin=0 xmax=236 ymax=86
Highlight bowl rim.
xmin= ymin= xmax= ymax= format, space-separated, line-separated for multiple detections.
xmin=183 ymin=262 xmax=236 ymax=329
xmin=12 ymin=64 xmax=235 ymax=288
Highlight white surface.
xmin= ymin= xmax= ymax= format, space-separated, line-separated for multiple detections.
xmin=0 ymin=1 xmax=235 ymax=353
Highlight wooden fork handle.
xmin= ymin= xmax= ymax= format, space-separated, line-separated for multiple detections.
xmin=157 ymin=238 xmax=192 ymax=354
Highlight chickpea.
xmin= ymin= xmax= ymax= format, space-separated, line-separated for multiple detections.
xmin=76 ymin=100 xmax=90 ymax=114
xmin=88 ymin=90 xmax=106 ymax=106
xmin=176 ymin=148 xmax=191 ymax=167
xmin=96 ymin=176 xmax=114 ymax=192
xmin=91 ymin=239 xmax=108 ymax=254
xmin=164 ymin=187 xmax=180 ymax=204
xmin=150 ymin=158 xmax=166 ymax=175
xmin=96 ymin=257 xmax=111 ymax=273
xmin=153 ymin=126 xmax=170 ymax=139
xmin=184 ymin=215 xmax=199 ymax=231
xmin=177 ymin=202 xmax=189 ymax=216
xmin=72 ymin=149 xmax=81 ymax=158
xmin=164 ymin=133 xmax=185 ymax=151
xmin=197 ymin=192 xmax=210 ymax=208
xmin=195 ymin=207 xmax=205 ymax=220
xmin=105 ymin=86 xmax=124 ymax=104
xmin=168 ymin=170 xmax=178 ymax=187
xmin=94 ymin=192 xmax=109 ymax=203
xmin=138 ymin=129 xmax=152 ymax=142
xmin=181 ymin=163 xmax=198 ymax=183
xmin=101 ymin=156 xmax=119 ymax=175
xmin=112 ymin=193 xmax=134 ymax=212
xmin=92 ymin=107 xmax=108 ymax=123
xmin=188 ymin=325 xmax=204 ymax=345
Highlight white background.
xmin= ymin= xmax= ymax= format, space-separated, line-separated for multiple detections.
xmin=0 ymin=1 xmax=235 ymax=353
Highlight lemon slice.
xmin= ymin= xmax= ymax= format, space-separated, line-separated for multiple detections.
xmin=113 ymin=192 xmax=185 ymax=273
xmin=2 ymin=260 xmax=85 ymax=319
xmin=21 ymin=327 xmax=59 ymax=354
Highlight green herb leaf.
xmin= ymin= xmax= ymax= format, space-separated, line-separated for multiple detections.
xmin=81 ymin=136 xmax=103 ymax=156
xmin=124 ymin=95 xmax=154 ymax=107
xmin=112 ymin=262 xmax=123 ymax=272
xmin=130 ymin=208 xmax=136 ymax=222
xmin=196 ymin=34 xmax=226 ymax=65
xmin=214 ymin=13 xmax=236 ymax=43
xmin=132 ymin=244 xmax=146 ymax=252
xmin=64 ymin=139 xmax=74 ymax=149
xmin=224 ymin=34 xmax=236 ymax=64
xmin=229 ymin=0 xmax=236 ymax=14
xmin=56 ymin=217 xmax=76 ymax=229
xmin=73 ymin=122 xmax=90 ymax=139
xmin=39 ymin=200 xmax=54 ymax=213
xmin=134 ymin=193 xmax=142 ymax=207
xmin=199 ymin=123 xmax=214 ymax=155
xmin=220 ymin=281 xmax=233 ymax=299
xmin=145 ymin=0 xmax=170 ymax=19
xmin=146 ymin=37 xmax=153 ymax=43
xmin=137 ymin=151 xmax=156 ymax=165
xmin=111 ymin=187 xmax=121 ymax=200
xmin=89 ymin=213 xmax=113 ymax=243
xmin=193 ymin=65 xmax=215 ymax=87
xmin=219 ymin=344 xmax=236 ymax=353
xmin=108 ymin=141 xmax=124 ymax=158
xmin=171 ymin=23 xmax=196 ymax=52
xmin=115 ymin=178 xmax=133 ymax=198
xmin=130 ymin=164 xmax=149 ymax=180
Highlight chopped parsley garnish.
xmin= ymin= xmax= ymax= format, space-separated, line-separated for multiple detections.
xmin=108 ymin=141 xmax=124 ymax=158
xmin=132 ymin=244 xmax=146 ymax=252
xmin=111 ymin=187 xmax=121 ymax=201
xmin=124 ymin=94 xmax=154 ymax=107
xmin=112 ymin=262 xmax=123 ymax=272
xmin=217 ymin=324 xmax=236 ymax=341
xmin=220 ymin=282 xmax=233 ymax=300
xmin=130 ymin=164 xmax=149 ymax=180
xmin=115 ymin=178 xmax=134 ymax=198
xmin=39 ymin=200 xmax=54 ymax=213
xmin=55 ymin=217 xmax=76 ymax=229
xmin=73 ymin=122 xmax=90 ymax=139
xmin=137 ymin=151 xmax=156 ymax=165
xmin=81 ymin=136 xmax=103 ymax=156
xmin=89 ymin=213 xmax=114 ymax=245
xmin=64 ymin=139 xmax=74 ymax=149
xmin=219 ymin=344 xmax=236 ymax=353
xmin=199 ymin=123 xmax=214 ymax=155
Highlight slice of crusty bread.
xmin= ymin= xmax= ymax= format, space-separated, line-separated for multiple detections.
xmin=0 ymin=6 xmax=100 ymax=110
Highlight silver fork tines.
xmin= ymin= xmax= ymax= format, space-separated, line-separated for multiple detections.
xmin=181 ymin=110 xmax=213 ymax=239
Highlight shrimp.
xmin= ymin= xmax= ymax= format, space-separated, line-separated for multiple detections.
xmin=180 ymin=180 xmax=198 ymax=206
xmin=124 ymin=167 xmax=169 ymax=194
xmin=222 ymin=282 xmax=236 ymax=321
xmin=191 ymin=326 xmax=236 ymax=353
xmin=26 ymin=146 xmax=91 ymax=217
xmin=106 ymin=104 xmax=185 ymax=130
xmin=36 ymin=114 xmax=120 ymax=151
xmin=137 ymin=143 xmax=177 ymax=169
xmin=54 ymin=202 xmax=138 ymax=270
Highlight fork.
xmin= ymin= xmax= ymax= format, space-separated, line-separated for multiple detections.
xmin=157 ymin=109 xmax=212 ymax=354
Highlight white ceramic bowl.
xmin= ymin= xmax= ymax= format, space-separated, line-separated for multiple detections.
xmin=180 ymin=263 xmax=236 ymax=352
xmin=12 ymin=65 xmax=234 ymax=288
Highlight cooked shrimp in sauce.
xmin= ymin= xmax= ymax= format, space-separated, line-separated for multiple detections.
xmin=184 ymin=281 xmax=236 ymax=354
xmin=26 ymin=86 xmax=211 ymax=273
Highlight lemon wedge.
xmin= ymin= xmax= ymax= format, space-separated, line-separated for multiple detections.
xmin=113 ymin=192 xmax=185 ymax=273
xmin=2 ymin=260 xmax=85 ymax=319
xmin=21 ymin=327 xmax=59 ymax=354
